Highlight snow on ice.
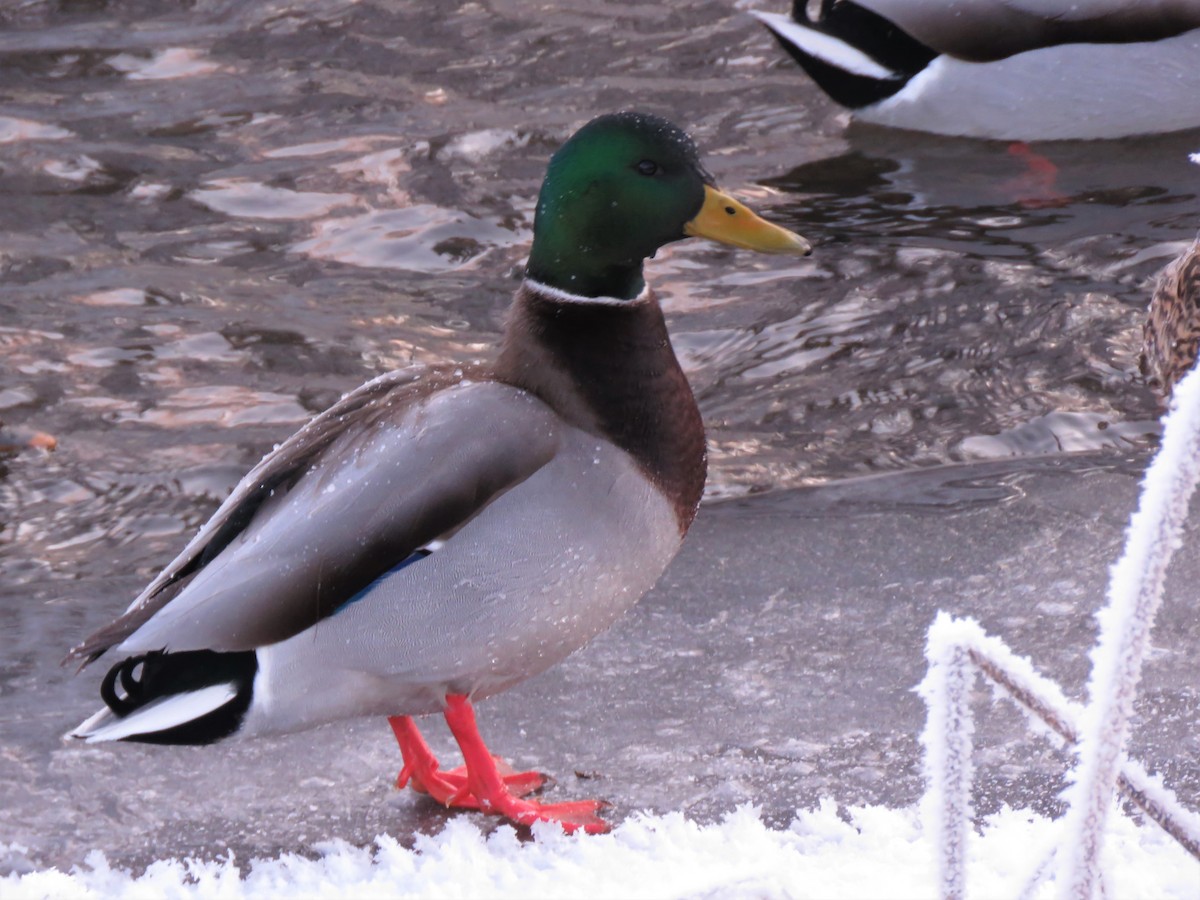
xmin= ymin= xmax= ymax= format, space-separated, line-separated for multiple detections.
xmin=3 ymin=801 xmax=1197 ymax=900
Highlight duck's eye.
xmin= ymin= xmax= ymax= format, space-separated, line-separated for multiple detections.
xmin=635 ymin=159 xmax=659 ymax=176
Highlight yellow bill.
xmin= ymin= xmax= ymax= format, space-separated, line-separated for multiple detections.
xmin=683 ymin=185 xmax=811 ymax=256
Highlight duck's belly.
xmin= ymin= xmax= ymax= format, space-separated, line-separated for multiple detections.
xmin=866 ymin=31 xmax=1200 ymax=140
xmin=242 ymin=427 xmax=683 ymax=734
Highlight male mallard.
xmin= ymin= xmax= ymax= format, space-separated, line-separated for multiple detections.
xmin=753 ymin=1 xmax=1200 ymax=140
xmin=66 ymin=112 xmax=811 ymax=834
xmin=1142 ymin=236 xmax=1200 ymax=400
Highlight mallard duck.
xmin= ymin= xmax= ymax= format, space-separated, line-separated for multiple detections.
xmin=1141 ymin=236 xmax=1200 ymax=400
xmin=753 ymin=1 xmax=1200 ymax=140
xmin=66 ymin=112 xmax=811 ymax=835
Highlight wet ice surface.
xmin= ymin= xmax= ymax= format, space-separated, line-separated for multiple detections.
xmin=1 ymin=0 xmax=1199 ymax=878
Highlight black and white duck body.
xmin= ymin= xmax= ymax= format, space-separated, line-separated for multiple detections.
xmin=754 ymin=0 xmax=1200 ymax=140
xmin=67 ymin=111 xmax=811 ymax=833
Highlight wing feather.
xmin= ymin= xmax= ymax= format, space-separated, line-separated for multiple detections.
xmin=67 ymin=371 xmax=560 ymax=662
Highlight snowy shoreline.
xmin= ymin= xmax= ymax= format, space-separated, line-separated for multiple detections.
xmin=6 ymin=801 xmax=1197 ymax=899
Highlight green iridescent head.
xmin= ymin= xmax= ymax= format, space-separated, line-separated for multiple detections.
xmin=525 ymin=111 xmax=810 ymax=300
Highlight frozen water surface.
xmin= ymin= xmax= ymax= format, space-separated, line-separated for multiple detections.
xmin=1 ymin=0 xmax=1199 ymax=892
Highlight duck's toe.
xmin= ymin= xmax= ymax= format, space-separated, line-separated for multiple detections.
xmin=505 ymin=797 xmax=612 ymax=835
xmin=417 ymin=768 xmax=611 ymax=833
xmin=487 ymin=756 xmax=551 ymax=798
xmin=403 ymin=760 xmax=549 ymax=808
xmin=389 ymin=713 xmax=549 ymax=808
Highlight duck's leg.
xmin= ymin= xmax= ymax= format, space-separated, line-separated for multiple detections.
xmin=389 ymin=715 xmax=467 ymax=804
xmin=388 ymin=714 xmax=546 ymax=808
xmin=441 ymin=693 xmax=612 ymax=834
xmin=1002 ymin=142 xmax=1067 ymax=209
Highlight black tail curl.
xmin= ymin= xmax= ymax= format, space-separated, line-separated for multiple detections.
xmin=767 ymin=1 xmax=938 ymax=110
xmin=99 ymin=650 xmax=258 ymax=745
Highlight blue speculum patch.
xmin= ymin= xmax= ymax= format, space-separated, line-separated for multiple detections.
xmin=331 ymin=548 xmax=434 ymax=616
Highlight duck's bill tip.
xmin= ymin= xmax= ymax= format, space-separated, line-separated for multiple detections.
xmin=684 ymin=185 xmax=812 ymax=257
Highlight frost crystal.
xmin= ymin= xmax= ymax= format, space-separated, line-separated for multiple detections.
xmin=1061 ymin=360 xmax=1200 ymax=897
xmin=919 ymin=616 xmax=977 ymax=900
xmin=919 ymin=360 xmax=1200 ymax=899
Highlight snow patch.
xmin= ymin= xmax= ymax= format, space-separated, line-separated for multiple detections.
xmin=5 ymin=802 xmax=1197 ymax=899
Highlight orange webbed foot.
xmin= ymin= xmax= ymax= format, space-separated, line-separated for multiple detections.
xmin=387 ymin=700 xmax=612 ymax=834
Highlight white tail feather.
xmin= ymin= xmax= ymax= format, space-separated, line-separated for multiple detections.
xmin=70 ymin=683 xmax=237 ymax=743
xmin=752 ymin=11 xmax=899 ymax=80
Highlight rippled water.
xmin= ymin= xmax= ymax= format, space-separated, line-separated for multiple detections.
xmin=1 ymin=0 xmax=1198 ymax=870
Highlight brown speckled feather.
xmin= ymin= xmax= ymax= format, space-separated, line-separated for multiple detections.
xmin=1141 ymin=238 xmax=1200 ymax=401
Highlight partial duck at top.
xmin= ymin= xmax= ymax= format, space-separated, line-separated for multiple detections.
xmin=753 ymin=0 xmax=1200 ymax=140
xmin=65 ymin=112 xmax=810 ymax=835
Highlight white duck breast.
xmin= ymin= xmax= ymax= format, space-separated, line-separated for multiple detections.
xmin=755 ymin=0 xmax=1200 ymax=139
